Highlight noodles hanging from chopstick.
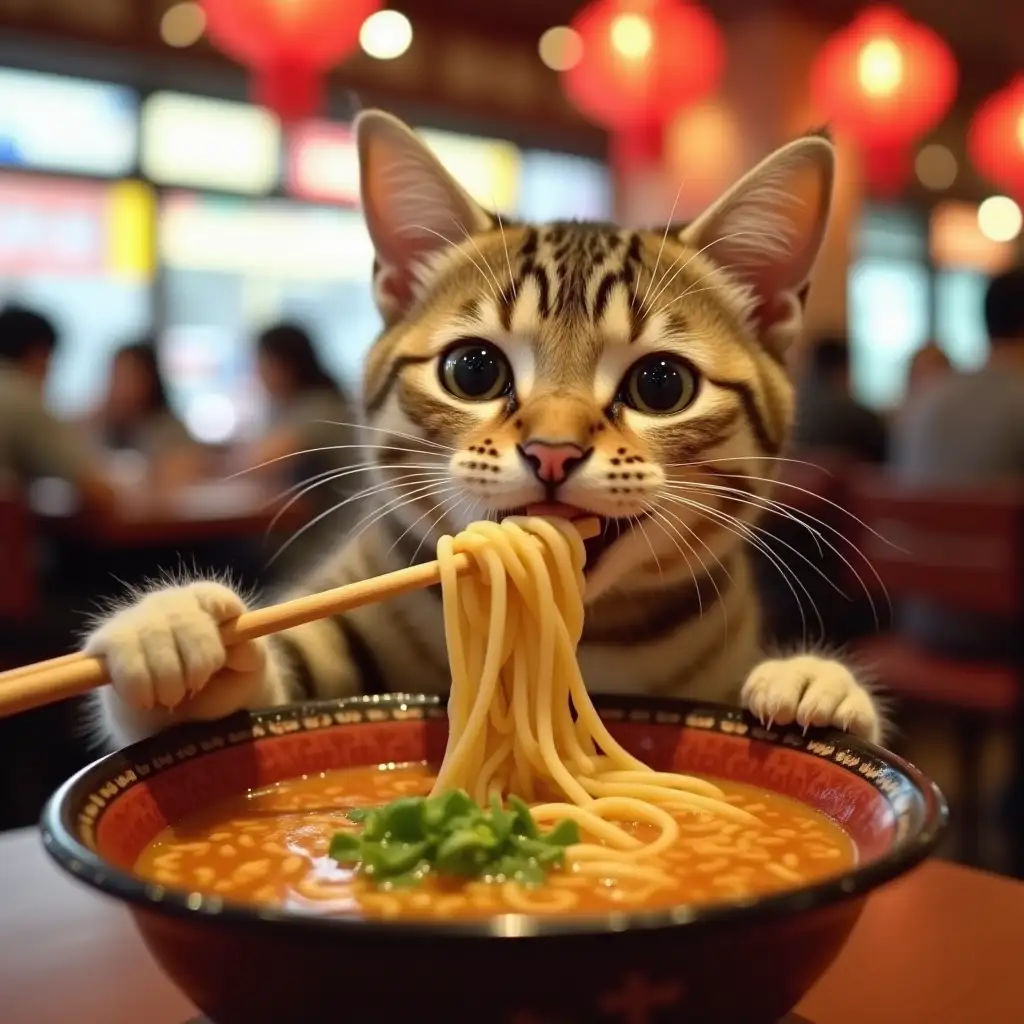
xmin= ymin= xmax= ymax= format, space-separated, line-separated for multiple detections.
xmin=431 ymin=517 xmax=760 ymax=888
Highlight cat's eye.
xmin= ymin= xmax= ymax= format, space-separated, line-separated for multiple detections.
xmin=440 ymin=341 xmax=512 ymax=402
xmin=621 ymin=354 xmax=698 ymax=416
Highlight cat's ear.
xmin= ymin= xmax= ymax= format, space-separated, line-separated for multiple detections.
xmin=355 ymin=110 xmax=495 ymax=322
xmin=679 ymin=131 xmax=835 ymax=355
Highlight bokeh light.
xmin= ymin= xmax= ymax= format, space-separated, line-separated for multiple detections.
xmin=609 ymin=13 xmax=653 ymax=61
xmin=977 ymin=195 xmax=1023 ymax=243
xmin=160 ymin=2 xmax=206 ymax=49
xmin=857 ymin=37 xmax=903 ymax=98
xmin=915 ymin=144 xmax=958 ymax=190
xmin=538 ymin=26 xmax=584 ymax=72
xmin=359 ymin=11 xmax=413 ymax=61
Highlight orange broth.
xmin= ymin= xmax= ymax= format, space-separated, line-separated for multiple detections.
xmin=134 ymin=763 xmax=855 ymax=919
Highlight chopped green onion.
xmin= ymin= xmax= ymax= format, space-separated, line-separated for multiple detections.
xmin=328 ymin=789 xmax=580 ymax=889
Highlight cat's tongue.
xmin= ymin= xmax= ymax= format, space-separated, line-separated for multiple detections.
xmin=525 ymin=503 xmax=585 ymax=520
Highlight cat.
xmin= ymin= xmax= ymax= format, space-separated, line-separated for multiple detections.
xmin=88 ymin=110 xmax=882 ymax=750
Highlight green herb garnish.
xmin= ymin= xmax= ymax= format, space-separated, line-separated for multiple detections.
xmin=328 ymin=790 xmax=579 ymax=888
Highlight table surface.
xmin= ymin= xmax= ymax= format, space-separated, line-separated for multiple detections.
xmin=36 ymin=479 xmax=309 ymax=546
xmin=3 ymin=828 xmax=1022 ymax=1024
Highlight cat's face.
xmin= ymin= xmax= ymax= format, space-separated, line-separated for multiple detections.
xmin=354 ymin=113 xmax=834 ymax=600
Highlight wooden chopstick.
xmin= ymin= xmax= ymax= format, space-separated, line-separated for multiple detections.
xmin=0 ymin=517 xmax=599 ymax=719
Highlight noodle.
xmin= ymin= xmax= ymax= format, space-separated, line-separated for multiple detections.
xmin=431 ymin=517 xmax=763 ymax=895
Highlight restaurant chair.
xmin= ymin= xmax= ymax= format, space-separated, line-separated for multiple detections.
xmin=0 ymin=489 xmax=40 ymax=642
xmin=844 ymin=469 xmax=1024 ymax=868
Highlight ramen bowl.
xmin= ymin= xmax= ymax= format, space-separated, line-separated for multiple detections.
xmin=42 ymin=694 xmax=945 ymax=1024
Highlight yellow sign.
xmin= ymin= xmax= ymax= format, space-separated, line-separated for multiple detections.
xmin=107 ymin=179 xmax=155 ymax=280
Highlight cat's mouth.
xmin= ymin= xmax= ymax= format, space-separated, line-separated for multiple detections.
xmin=513 ymin=503 xmax=648 ymax=574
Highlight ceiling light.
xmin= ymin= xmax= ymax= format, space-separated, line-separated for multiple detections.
xmin=610 ymin=13 xmax=653 ymax=61
xmin=359 ymin=10 xmax=413 ymax=61
xmin=977 ymin=196 xmax=1022 ymax=243
xmin=915 ymin=144 xmax=957 ymax=190
xmin=160 ymin=2 xmax=206 ymax=49
xmin=538 ymin=26 xmax=583 ymax=72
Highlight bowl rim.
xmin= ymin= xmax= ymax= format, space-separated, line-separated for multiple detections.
xmin=41 ymin=693 xmax=948 ymax=940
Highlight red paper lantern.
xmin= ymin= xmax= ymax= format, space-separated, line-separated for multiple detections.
xmin=561 ymin=0 xmax=724 ymax=171
xmin=200 ymin=0 xmax=381 ymax=121
xmin=811 ymin=6 xmax=957 ymax=195
xmin=969 ymin=77 xmax=1024 ymax=201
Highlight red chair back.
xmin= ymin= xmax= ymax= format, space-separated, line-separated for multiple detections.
xmin=844 ymin=469 xmax=1024 ymax=619
xmin=0 ymin=489 xmax=39 ymax=622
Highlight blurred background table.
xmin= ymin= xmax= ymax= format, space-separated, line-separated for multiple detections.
xmin=1 ymin=830 xmax=1021 ymax=1024
xmin=0 ymin=480 xmax=313 ymax=833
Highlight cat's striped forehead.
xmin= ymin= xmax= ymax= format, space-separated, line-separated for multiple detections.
xmin=413 ymin=219 xmax=727 ymax=348
xmin=491 ymin=221 xmax=644 ymax=333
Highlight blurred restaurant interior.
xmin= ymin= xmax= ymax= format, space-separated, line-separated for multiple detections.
xmin=0 ymin=0 xmax=1022 ymax=880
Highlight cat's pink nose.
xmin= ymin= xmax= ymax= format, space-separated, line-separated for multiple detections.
xmin=517 ymin=441 xmax=589 ymax=485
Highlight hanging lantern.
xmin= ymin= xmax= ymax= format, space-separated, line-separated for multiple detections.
xmin=200 ymin=0 xmax=381 ymax=121
xmin=811 ymin=6 xmax=957 ymax=196
xmin=561 ymin=0 xmax=724 ymax=173
xmin=969 ymin=77 xmax=1024 ymax=201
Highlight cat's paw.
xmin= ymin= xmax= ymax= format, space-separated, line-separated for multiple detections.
xmin=87 ymin=582 xmax=277 ymax=746
xmin=740 ymin=655 xmax=881 ymax=744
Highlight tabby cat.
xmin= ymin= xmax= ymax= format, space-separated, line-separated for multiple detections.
xmin=90 ymin=111 xmax=882 ymax=749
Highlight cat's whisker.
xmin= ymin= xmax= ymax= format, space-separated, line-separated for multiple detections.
xmin=643 ymin=507 xmax=704 ymax=618
xmin=647 ymin=229 xmax=769 ymax=310
xmin=678 ymin=468 xmax=898 ymax=552
xmin=408 ymin=223 xmax=499 ymax=303
xmin=646 ymin=504 xmax=732 ymax=639
xmin=267 ymin=462 xmax=447 ymax=510
xmin=640 ymin=179 xmax=687 ymax=310
xmin=269 ymin=476 xmax=454 ymax=567
xmin=670 ymin=468 xmax=890 ymax=592
xmin=659 ymin=492 xmax=823 ymax=643
xmin=228 ymin=443 xmax=451 ymax=480
xmin=341 ymin=482 xmax=464 ymax=559
xmin=662 ymin=482 xmax=857 ymax=606
xmin=663 ymin=455 xmax=833 ymax=472
xmin=647 ymin=500 xmax=734 ymax=588
xmin=492 ymin=204 xmax=519 ymax=304
xmin=669 ymin=479 xmax=887 ymax=625
xmin=386 ymin=486 xmax=471 ymax=562
xmin=451 ymin=214 xmax=507 ymax=302
xmin=659 ymin=266 xmax=746 ymax=315
xmin=266 ymin=468 xmax=449 ymax=539
xmin=407 ymin=491 xmax=478 ymax=567
xmin=313 ymin=420 xmax=457 ymax=453
xmin=668 ymin=474 xmax=826 ymax=558
xmin=634 ymin=514 xmax=663 ymax=584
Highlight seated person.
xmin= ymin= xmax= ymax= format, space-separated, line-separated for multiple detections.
xmin=791 ymin=336 xmax=888 ymax=464
xmin=0 ymin=305 xmax=115 ymax=511
xmin=891 ymin=268 xmax=1024 ymax=660
xmin=87 ymin=339 xmax=207 ymax=490
xmin=237 ymin=323 xmax=360 ymax=566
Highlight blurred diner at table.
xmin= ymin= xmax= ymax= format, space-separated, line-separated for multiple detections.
xmin=891 ymin=268 xmax=1024 ymax=661
xmin=792 ymin=335 xmax=890 ymax=465
xmin=0 ymin=305 xmax=117 ymax=514
xmin=81 ymin=339 xmax=209 ymax=493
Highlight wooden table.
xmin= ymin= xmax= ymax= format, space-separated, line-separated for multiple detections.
xmin=2 ymin=828 xmax=1022 ymax=1024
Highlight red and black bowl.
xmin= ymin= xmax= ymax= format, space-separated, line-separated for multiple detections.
xmin=41 ymin=694 xmax=946 ymax=1024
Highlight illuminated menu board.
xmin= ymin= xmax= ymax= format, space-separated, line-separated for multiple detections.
xmin=418 ymin=128 xmax=521 ymax=214
xmin=141 ymin=92 xmax=280 ymax=194
xmin=158 ymin=192 xmax=372 ymax=279
xmin=286 ymin=121 xmax=360 ymax=205
xmin=0 ymin=173 xmax=153 ymax=278
xmin=519 ymin=150 xmax=612 ymax=221
xmin=0 ymin=67 xmax=138 ymax=177
xmin=284 ymin=121 xmax=523 ymax=213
